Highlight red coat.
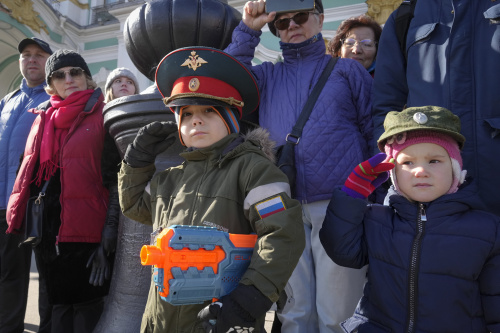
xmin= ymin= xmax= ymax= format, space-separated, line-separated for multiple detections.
xmin=7 ymin=89 xmax=109 ymax=243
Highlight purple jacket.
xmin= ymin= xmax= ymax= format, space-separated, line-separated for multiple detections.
xmin=225 ymin=22 xmax=373 ymax=202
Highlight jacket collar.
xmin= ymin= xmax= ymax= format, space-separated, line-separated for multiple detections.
xmin=280 ymin=33 xmax=326 ymax=62
xmin=20 ymin=78 xmax=47 ymax=95
xmin=180 ymin=127 xmax=277 ymax=165
xmin=180 ymin=133 xmax=238 ymax=162
xmin=387 ymin=179 xmax=485 ymax=221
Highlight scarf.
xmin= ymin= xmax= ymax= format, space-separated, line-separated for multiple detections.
xmin=35 ymin=89 xmax=94 ymax=185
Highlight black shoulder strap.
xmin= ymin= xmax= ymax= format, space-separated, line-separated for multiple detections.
xmin=84 ymin=88 xmax=102 ymax=113
xmin=395 ymin=0 xmax=417 ymax=63
xmin=288 ymin=57 xmax=338 ymax=143
xmin=3 ymin=88 xmax=21 ymax=105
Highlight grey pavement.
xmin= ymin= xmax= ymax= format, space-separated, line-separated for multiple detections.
xmin=25 ymin=252 xmax=276 ymax=332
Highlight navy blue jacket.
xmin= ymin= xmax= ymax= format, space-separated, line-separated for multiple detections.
xmin=320 ymin=184 xmax=500 ymax=332
xmin=372 ymin=1 xmax=500 ymax=216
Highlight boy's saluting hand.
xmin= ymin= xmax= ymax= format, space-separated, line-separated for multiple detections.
xmin=124 ymin=121 xmax=178 ymax=168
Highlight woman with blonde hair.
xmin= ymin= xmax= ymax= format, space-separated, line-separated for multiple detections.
xmin=6 ymin=49 xmax=121 ymax=333
xmin=104 ymin=67 xmax=139 ymax=102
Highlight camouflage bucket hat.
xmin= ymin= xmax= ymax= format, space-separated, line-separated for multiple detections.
xmin=377 ymin=106 xmax=465 ymax=152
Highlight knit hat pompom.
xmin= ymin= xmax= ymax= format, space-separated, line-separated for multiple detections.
xmin=385 ymin=130 xmax=467 ymax=194
xmin=105 ymin=67 xmax=139 ymax=94
xmin=45 ymin=49 xmax=91 ymax=84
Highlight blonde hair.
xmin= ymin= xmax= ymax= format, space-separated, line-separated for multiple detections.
xmin=44 ymin=74 xmax=97 ymax=96
xmin=104 ymin=89 xmax=114 ymax=103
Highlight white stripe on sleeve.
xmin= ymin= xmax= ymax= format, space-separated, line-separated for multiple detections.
xmin=244 ymin=182 xmax=291 ymax=210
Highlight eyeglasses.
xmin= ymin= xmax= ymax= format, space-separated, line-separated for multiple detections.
xmin=342 ymin=38 xmax=377 ymax=50
xmin=274 ymin=12 xmax=319 ymax=31
xmin=50 ymin=67 xmax=85 ymax=81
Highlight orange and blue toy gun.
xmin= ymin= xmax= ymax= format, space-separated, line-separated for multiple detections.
xmin=140 ymin=225 xmax=257 ymax=305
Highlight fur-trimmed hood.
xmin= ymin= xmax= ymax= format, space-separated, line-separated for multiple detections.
xmin=241 ymin=127 xmax=277 ymax=163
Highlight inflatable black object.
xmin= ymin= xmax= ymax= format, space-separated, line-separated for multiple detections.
xmin=93 ymin=1 xmax=241 ymax=331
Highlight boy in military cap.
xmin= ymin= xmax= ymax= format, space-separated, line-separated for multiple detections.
xmin=320 ymin=106 xmax=500 ymax=332
xmin=118 ymin=47 xmax=305 ymax=333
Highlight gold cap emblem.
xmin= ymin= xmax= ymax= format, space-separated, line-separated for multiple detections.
xmin=181 ymin=51 xmax=208 ymax=71
xmin=189 ymin=78 xmax=200 ymax=92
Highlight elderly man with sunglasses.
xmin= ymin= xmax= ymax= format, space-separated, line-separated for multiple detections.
xmin=224 ymin=1 xmax=373 ymax=332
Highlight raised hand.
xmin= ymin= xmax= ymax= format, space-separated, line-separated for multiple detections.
xmin=342 ymin=153 xmax=395 ymax=199
xmin=243 ymin=0 xmax=276 ymax=31
xmin=124 ymin=121 xmax=177 ymax=168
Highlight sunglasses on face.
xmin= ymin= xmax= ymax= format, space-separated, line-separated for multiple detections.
xmin=274 ymin=12 xmax=318 ymax=31
xmin=50 ymin=67 xmax=85 ymax=81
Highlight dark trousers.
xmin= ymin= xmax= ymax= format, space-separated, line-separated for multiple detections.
xmin=0 ymin=211 xmax=31 ymax=333
xmin=51 ymin=297 xmax=104 ymax=333
xmin=34 ymin=249 xmax=53 ymax=333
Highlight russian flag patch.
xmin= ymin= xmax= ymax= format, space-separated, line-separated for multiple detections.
xmin=256 ymin=196 xmax=286 ymax=219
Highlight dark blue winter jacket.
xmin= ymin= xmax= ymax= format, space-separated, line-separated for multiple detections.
xmin=225 ymin=22 xmax=373 ymax=202
xmin=372 ymin=0 xmax=500 ymax=216
xmin=0 ymin=80 xmax=49 ymax=209
xmin=320 ymin=184 xmax=500 ymax=333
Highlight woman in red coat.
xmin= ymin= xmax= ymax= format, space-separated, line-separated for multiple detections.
xmin=7 ymin=49 xmax=121 ymax=333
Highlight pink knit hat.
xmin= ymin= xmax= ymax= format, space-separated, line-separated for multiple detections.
xmin=385 ymin=130 xmax=466 ymax=194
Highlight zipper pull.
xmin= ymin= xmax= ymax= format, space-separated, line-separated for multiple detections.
xmin=420 ymin=204 xmax=427 ymax=222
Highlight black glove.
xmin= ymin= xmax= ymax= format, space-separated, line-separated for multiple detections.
xmin=197 ymin=284 xmax=273 ymax=333
xmin=102 ymin=185 xmax=119 ymax=255
xmin=124 ymin=121 xmax=177 ymax=168
xmin=86 ymin=244 xmax=111 ymax=286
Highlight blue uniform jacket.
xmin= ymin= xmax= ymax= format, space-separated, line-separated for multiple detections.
xmin=320 ymin=184 xmax=500 ymax=332
xmin=372 ymin=0 xmax=500 ymax=215
xmin=0 ymin=80 xmax=49 ymax=209
xmin=225 ymin=22 xmax=373 ymax=202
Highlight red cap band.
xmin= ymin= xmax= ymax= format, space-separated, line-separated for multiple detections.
xmin=170 ymin=76 xmax=243 ymax=115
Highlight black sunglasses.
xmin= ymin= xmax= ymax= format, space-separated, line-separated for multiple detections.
xmin=50 ymin=67 xmax=84 ymax=81
xmin=274 ymin=12 xmax=318 ymax=31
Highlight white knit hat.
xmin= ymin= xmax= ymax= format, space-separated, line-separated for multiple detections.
xmin=105 ymin=67 xmax=139 ymax=93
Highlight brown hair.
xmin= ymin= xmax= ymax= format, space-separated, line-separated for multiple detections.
xmin=327 ymin=15 xmax=382 ymax=57
xmin=45 ymin=74 xmax=97 ymax=97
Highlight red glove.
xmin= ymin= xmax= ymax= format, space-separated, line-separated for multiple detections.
xmin=342 ymin=153 xmax=395 ymax=199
